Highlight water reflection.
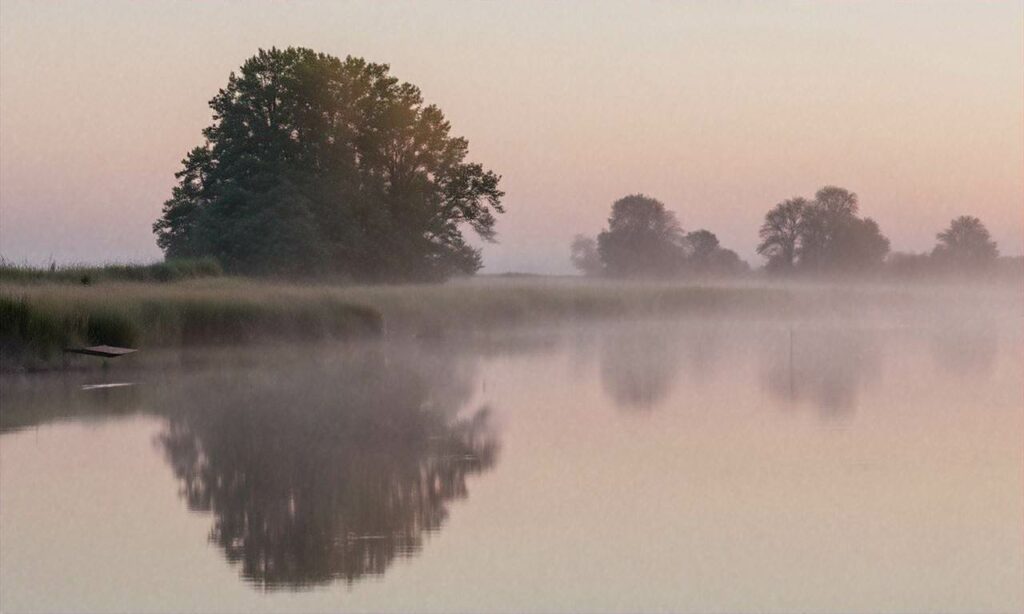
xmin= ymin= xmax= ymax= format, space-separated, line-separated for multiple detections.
xmin=0 ymin=374 xmax=143 ymax=433
xmin=0 ymin=347 xmax=499 ymax=591
xmin=594 ymin=323 xmax=725 ymax=411
xmin=930 ymin=326 xmax=999 ymax=378
xmin=154 ymin=350 xmax=497 ymax=589
xmin=598 ymin=327 xmax=682 ymax=410
xmin=760 ymin=328 xmax=882 ymax=416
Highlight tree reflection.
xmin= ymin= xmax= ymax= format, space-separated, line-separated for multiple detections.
xmin=599 ymin=326 xmax=683 ymax=410
xmin=760 ymin=328 xmax=881 ymax=416
xmin=930 ymin=326 xmax=998 ymax=377
xmin=156 ymin=350 xmax=497 ymax=589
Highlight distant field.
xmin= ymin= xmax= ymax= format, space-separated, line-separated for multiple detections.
xmin=1 ymin=273 xmax=1019 ymax=370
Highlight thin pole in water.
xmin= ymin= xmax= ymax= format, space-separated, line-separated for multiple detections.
xmin=788 ymin=327 xmax=794 ymax=400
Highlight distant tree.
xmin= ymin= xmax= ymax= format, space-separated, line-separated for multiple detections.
xmin=797 ymin=186 xmax=862 ymax=271
xmin=756 ymin=198 xmax=807 ymax=271
xmin=831 ymin=217 xmax=890 ymax=271
xmin=708 ymin=248 xmax=749 ymax=275
xmin=597 ymin=194 xmax=686 ymax=277
xmin=932 ymin=216 xmax=998 ymax=269
xmin=153 ymin=47 xmax=504 ymax=280
xmin=757 ymin=187 xmax=889 ymax=274
xmin=685 ymin=229 xmax=749 ymax=275
xmin=570 ymin=235 xmax=603 ymax=276
xmin=685 ymin=230 xmax=720 ymax=264
xmin=886 ymin=251 xmax=934 ymax=278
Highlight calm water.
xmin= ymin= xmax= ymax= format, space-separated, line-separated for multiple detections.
xmin=2 ymin=314 xmax=1022 ymax=613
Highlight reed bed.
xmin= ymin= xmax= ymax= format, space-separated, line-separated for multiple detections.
xmin=3 ymin=274 xmax=1018 ymax=370
xmin=0 ymin=258 xmax=223 ymax=285
xmin=0 ymin=281 xmax=383 ymax=369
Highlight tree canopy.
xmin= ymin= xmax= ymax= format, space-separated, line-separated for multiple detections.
xmin=757 ymin=186 xmax=889 ymax=274
xmin=153 ymin=47 xmax=504 ymax=281
xmin=570 ymin=234 xmax=603 ymax=276
xmin=932 ymin=215 xmax=999 ymax=269
xmin=596 ymin=195 xmax=685 ymax=277
xmin=580 ymin=194 xmax=746 ymax=277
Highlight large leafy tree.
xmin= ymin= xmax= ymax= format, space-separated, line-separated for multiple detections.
xmin=596 ymin=194 xmax=686 ymax=277
xmin=932 ymin=215 xmax=999 ymax=269
xmin=153 ymin=48 xmax=504 ymax=280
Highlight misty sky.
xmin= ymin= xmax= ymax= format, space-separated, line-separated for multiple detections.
xmin=1 ymin=1 xmax=1021 ymax=273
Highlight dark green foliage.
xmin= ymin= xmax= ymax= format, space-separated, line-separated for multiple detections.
xmin=84 ymin=309 xmax=139 ymax=348
xmin=757 ymin=186 xmax=890 ymax=274
xmin=0 ymin=296 xmax=75 ymax=361
xmin=0 ymin=297 xmax=136 ymax=364
xmin=0 ymin=293 xmax=382 ymax=369
xmin=153 ymin=47 xmax=504 ymax=281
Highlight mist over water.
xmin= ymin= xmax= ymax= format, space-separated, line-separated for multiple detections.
xmin=1 ymin=285 xmax=1021 ymax=613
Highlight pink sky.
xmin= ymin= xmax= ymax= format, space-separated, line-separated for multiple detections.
xmin=1 ymin=1 xmax=1021 ymax=273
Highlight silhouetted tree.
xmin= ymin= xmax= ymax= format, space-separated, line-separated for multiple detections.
xmin=932 ymin=216 xmax=999 ymax=270
xmin=757 ymin=186 xmax=889 ymax=274
xmin=831 ymin=216 xmax=890 ymax=271
xmin=685 ymin=229 xmax=749 ymax=275
xmin=798 ymin=186 xmax=860 ymax=270
xmin=707 ymin=248 xmax=749 ymax=275
xmin=570 ymin=235 xmax=603 ymax=276
xmin=685 ymin=229 xmax=719 ymax=263
xmin=757 ymin=198 xmax=807 ymax=271
xmin=153 ymin=48 xmax=504 ymax=280
xmin=596 ymin=194 xmax=686 ymax=277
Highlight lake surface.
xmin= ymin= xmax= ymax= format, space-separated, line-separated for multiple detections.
xmin=2 ymin=313 xmax=1022 ymax=613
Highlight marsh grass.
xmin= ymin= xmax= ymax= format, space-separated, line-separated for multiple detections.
xmin=0 ymin=283 xmax=382 ymax=369
xmin=0 ymin=258 xmax=223 ymax=285
xmin=3 ymin=274 xmax=1015 ymax=370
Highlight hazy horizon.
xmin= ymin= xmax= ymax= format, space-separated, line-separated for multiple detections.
xmin=1 ymin=1 xmax=1022 ymax=273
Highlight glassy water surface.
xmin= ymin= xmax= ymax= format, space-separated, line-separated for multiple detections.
xmin=2 ymin=315 xmax=1022 ymax=613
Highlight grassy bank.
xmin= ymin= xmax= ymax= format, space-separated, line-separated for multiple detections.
xmin=3 ymin=274 xmax=1017 ymax=371
xmin=0 ymin=283 xmax=383 ymax=370
xmin=0 ymin=258 xmax=223 ymax=285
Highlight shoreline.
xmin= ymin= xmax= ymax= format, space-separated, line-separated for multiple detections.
xmin=2 ymin=276 xmax=1019 ymax=372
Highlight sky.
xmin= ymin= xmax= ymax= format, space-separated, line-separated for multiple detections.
xmin=1 ymin=1 xmax=1021 ymax=273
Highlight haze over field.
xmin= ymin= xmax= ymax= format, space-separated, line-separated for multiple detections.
xmin=1 ymin=1 xmax=1021 ymax=272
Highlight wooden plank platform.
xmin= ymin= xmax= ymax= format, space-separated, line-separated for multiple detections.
xmin=63 ymin=345 xmax=138 ymax=358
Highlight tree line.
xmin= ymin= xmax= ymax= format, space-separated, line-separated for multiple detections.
xmin=153 ymin=47 xmax=503 ymax=281
xmin=153 ymin=47 xmax=1010 ymax=282
xmin=570 ymin=194 xmax=747 ymax=278
xmin=572 ymin=188 xmax=1006 ymax=278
